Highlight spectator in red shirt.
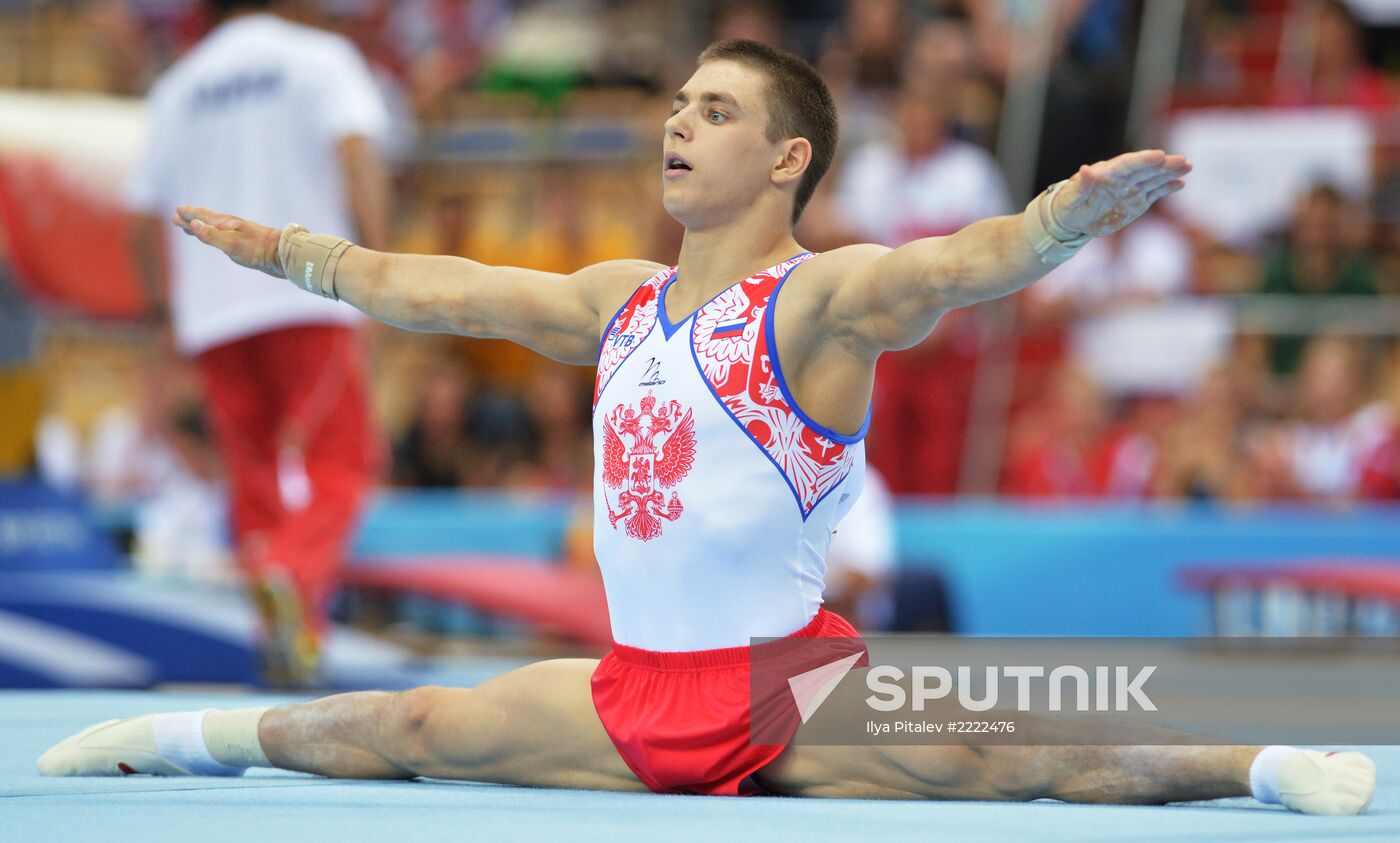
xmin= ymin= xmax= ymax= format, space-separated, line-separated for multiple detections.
xmin=1004 ymin=364 xmax=1156 ymax=499
xmin=1250 ymin=337 xmax=1393 ymax=502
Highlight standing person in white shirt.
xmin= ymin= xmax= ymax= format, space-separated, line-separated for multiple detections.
xmin=124 ymin=0 xmax=392 ymax=686
xmin=834 ymin=80 xmax=1013 ymax=496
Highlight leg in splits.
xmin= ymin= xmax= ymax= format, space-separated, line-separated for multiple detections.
xmin=752 ymin=714 xmax=1373 ymax=815
xmin=753 ymin=739 xmax=1256 ymax=803
xmin=39 ymin=659 xmax=645 ymax=793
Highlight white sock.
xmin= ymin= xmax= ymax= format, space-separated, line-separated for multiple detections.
xmin=1249 ymin=745 xmax=1301 ymax=804
xmin=151 ymin=710 xmax=246 ymax=776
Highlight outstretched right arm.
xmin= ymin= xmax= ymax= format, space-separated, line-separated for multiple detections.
xmin=172 ymin=205 xmax=662 ymax=366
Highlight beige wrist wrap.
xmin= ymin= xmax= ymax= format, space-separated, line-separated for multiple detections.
xmin=1023 ymin=180 xmax=1092 ymax=265
xmin=278 ymin=223 xmax=353 ymax=300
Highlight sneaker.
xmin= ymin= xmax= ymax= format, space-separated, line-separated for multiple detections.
xmin=37 ymin=716 xmax=194 ymax=777
xmin=1277 ymin=750 xmax=1376 ymax=815
xmin=249 ymin=569 xmax=321 ymax=689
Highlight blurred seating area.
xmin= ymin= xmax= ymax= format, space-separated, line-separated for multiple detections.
xmin=3 ymin=2 xmax=1400 ymax=657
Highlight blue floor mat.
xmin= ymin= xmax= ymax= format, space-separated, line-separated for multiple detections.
xmin=4 ymin=690 xmax=1398 ymax=843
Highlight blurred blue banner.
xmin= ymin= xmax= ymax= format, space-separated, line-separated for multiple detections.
xmin=0 ymin=479 xmax=119 ymax=572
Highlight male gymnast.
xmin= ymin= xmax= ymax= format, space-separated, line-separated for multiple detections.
xmin=39 ymin=39 xmax=1374 ymax=814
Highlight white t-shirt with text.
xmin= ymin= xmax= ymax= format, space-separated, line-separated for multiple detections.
xmin=125 ymin=14 xmax=389 ymax=354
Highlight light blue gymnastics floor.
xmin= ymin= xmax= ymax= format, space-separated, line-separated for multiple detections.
xmin=4 ymin=690 xmax=1398 ymax=843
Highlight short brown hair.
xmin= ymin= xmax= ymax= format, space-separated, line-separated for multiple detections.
xmin=698 ymin=39 xmax=838 ymax=225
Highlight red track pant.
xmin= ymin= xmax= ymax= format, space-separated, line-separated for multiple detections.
xmin=195 ymin=324 xmax=378 ymax=632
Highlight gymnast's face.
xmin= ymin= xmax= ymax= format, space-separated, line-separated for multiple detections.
xmin=662 ymin=61 xmax=793 ymax=229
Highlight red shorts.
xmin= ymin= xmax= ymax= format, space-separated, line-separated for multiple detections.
xmin=590 ymin=609 xmax=866 ymax=795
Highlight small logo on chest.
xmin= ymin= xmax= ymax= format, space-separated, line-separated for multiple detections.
xmin=711 ymin=317 xmax=747 ymax=338
xmin=609 ymin=327 xmax=636 ymax=349
xmin=637 ymin=357 xmax=666 ymax=387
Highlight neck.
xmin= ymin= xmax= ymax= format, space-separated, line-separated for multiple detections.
xmin=674 ymin=208 xmax=803 ymax=300
xmin=219 ymin=7 xmax=269 ymax=24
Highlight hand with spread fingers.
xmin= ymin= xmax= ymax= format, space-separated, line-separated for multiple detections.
xmin=1050 ymin=149 xmax=1192 ymax=238
xmin=172 ymin=205 xmax=285 ymax=279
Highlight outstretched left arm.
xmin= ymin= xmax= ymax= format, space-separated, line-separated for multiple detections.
xmin=820 ymin=149 xmax=1191 ymax=356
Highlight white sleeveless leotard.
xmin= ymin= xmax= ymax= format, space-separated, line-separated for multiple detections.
xmin=591 ymin=252 xmax=869 ymax=651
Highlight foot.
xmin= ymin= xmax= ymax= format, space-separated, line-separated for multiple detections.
xmin=250 ymin=569 xmax=321 ymax=689
xmin=1277 ymin=750 xmax=1376 ymax=815
xmin=38 ymin=716 xmax=197 ymax=777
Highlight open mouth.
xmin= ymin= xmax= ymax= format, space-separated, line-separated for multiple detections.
xmin=664 ymin=153 xmax=692 ymax=176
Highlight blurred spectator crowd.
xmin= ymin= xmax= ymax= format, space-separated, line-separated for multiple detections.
xmin=3 ymin=0 xmax=1400 ymax=511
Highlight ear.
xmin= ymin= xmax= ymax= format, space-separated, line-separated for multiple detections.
xmin=772 ymin=137 xmax=812 ymax=189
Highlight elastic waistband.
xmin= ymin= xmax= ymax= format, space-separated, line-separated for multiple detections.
xmin=607 ymin=608 xmax=855 ymax=670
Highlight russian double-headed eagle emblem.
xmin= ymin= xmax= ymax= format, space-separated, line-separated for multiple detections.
xmin=601 ymin=392 xmax=696 ymax=541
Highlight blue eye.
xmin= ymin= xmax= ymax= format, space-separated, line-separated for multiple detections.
xmin=709 ymin=110 xmax=726 ymax=123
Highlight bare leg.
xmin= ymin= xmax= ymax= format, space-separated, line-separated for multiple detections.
xmin=257 ymin=690 xmax=412 ymax=779
xmin=757 ymin=743 xmax=1256 ymax=803
xmin=755 ymin=713 xmax=1256 ymax=803
xmin=259 ymin=658 xmax=646 ymax=791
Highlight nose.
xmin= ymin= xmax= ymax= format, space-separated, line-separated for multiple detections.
xmin=665 ymin=107 xmax=691 ymax=142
